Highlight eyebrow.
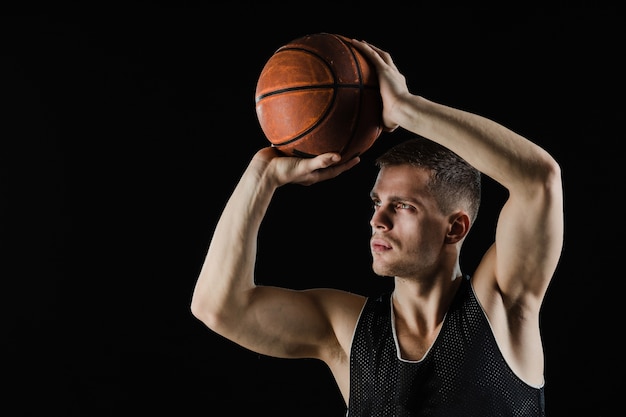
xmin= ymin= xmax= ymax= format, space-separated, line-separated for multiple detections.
xmin=369 ymin=191 xmax=423 ymax=206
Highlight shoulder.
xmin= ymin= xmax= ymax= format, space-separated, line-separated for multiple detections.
xmin=305 ymin=289 xmax=367 ymax=375
xmin=308 ymin=288 xmax=367 ymax=342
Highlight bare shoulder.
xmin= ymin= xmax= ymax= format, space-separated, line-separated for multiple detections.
xmin=305 ymin=288 xmax=367 ymax=353
xmin=302 ymin=288 xmax=366 ymax=396
xmin=308 ymin=288 xmax=367 ymax=330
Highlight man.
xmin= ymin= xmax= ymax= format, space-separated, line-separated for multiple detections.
xmin=191 ymin=39 xmax=563 ymax=416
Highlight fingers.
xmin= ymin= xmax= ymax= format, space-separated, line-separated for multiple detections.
xmin=351 ymin=39 xmax=382 ymax=64
xmin=264 ymin=150 xmax=359 ymax=187
xmin=351 ymin=39 xmax=397 ymax=69
xmin=297 ymin=153 xmax=360 ymax=186
xmin=311 ymin=152 xmax=342 ymax=169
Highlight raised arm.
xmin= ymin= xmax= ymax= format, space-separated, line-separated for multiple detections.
xmin=353 ymin=39 xmax=563 ymax=317
xmin=190 ymin=148 xmax=364 ymax=364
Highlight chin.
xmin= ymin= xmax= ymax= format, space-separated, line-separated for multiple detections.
xmin=372 ymin=263 xmax=393 ymax=278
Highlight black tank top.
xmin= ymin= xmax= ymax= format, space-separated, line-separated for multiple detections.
xmin=347 ymin=275 xmax=546 ymax=417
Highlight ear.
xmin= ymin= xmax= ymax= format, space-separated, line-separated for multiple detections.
xmin=445 ymin=211 xmax=471 ymax=244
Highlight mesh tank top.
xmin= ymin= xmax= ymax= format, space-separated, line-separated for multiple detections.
xmin=347 ymin=275 xmax=546 ymax=417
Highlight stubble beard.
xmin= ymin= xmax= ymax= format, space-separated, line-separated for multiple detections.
xmin=372 ymin=256 xmax=418 ymax=279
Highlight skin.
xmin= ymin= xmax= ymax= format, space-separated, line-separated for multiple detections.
xmin=191 ymin=39 xmax=564 ymax=403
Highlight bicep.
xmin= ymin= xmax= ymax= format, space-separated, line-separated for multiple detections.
xmin=228 ymin=286 xmax=363 ymax=361
xmin=491 ymin=181 xmax=564 ymax=304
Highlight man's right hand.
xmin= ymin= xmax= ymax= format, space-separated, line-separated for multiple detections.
xmin=252 ymin=147 xmax=361 ymax=188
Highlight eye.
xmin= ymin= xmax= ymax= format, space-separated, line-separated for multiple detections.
xmin=372 ymin=198 xmax=381 ymax=208
xmin=396 ymin=202 xmax=413 ymax=210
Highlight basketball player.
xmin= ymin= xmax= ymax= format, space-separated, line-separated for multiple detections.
xmin=191 ymin=39 xmax=563 ymax=416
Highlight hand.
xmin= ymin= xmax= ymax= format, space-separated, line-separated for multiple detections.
xmin=252 ymin=147 xmax=360 ymax=187
xmin=351 ymin=39 xmax=411 ymax=133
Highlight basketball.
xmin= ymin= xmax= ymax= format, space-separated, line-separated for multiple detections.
xmin=254 ymin=33 xmax=384 ymax=159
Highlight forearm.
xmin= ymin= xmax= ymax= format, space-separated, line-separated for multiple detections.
xmin=396 ymin=95 xmax=558 ymax=188
xmin=190 ymin=156 xmax=277 ymax=330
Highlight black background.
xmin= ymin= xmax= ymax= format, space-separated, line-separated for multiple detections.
xmin=3 ymin=2 xmax=623 ymax=416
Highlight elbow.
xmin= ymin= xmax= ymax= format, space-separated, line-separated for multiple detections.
xmin=530 ymin=150 xmax=562 ymax=193
xmin=189 ymin=295 xmax=203 ymax=321
xmin=190 ymin=293 xmax=221 ymax=331
xmin=527 ymin=153 xmax=563 ymax=215
xmin=540 ymin=154 xmax=562 ymax=194
xmin=513 ymin=151 xmax=563 ymax=205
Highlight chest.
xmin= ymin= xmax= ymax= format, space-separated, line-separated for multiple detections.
xmin=394 ymin=324 xmax=441 ymax=361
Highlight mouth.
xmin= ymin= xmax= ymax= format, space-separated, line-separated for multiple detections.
xmin=370 ymin=238 xmax=392 ymax=252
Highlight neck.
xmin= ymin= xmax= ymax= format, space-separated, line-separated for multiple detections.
xmin=392 ymin=271 xmax=463 ymax=335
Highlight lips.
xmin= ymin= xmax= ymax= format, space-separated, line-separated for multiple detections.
xmin=370 ymin=238 xmax=392 ymax=252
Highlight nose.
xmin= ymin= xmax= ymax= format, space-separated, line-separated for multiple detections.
xmin=370 ymin=206 xmax=391 ymax=231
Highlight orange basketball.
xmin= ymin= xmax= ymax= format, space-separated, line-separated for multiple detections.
xmin=254 ymin=33 xmax=383 ymax=158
